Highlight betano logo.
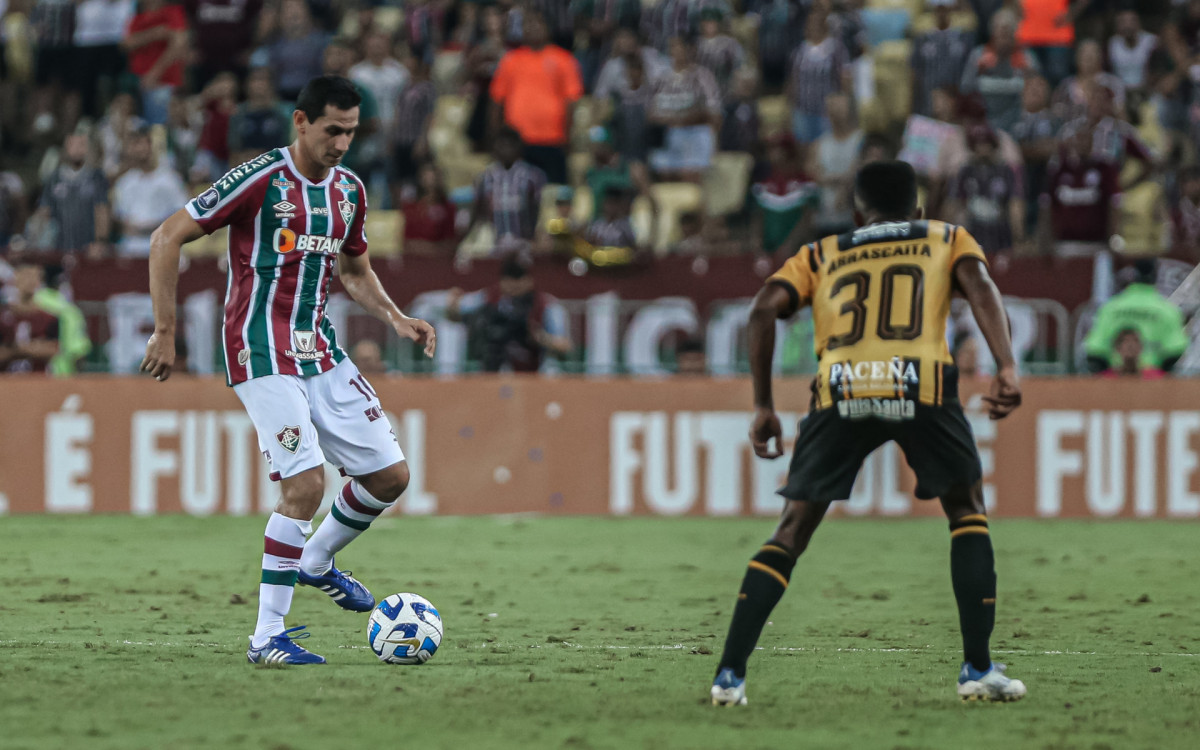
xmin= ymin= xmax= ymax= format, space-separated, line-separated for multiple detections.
xmin=272 ymin=228 xmax=345 ymax=255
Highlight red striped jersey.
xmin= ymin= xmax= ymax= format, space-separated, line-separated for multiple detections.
xmin=185 ymin=147 xmax=368 ymax=385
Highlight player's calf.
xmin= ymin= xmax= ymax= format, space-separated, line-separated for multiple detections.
xmin=298 ymin=465 xmax=409 ymax=612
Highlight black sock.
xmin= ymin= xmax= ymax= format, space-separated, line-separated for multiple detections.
xmin=717 ymin=541 xmax=796 ymax=679
xmin=949 ymin=514 xmax=996 ymax=672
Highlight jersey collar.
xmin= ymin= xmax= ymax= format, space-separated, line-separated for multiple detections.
xmin=280 ymin=146 xmax=338 ymax=188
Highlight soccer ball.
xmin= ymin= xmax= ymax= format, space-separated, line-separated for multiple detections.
xmin=367 ymin=593 xmax=443 ymax=664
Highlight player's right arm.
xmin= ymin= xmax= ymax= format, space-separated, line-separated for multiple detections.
xmin=953 ymin=236 xmax=1022 ymax=420
xmin=748 ymin=244 xmax=818 ymax=459
xmin=139 ymin=209 xmax=205 ymax=382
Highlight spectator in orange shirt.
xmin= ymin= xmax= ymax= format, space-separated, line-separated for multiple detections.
xmin=1015 ymin=0 xmax=1085 ymax=87
xmin=489 ymin=11 xmax=584 ymax=184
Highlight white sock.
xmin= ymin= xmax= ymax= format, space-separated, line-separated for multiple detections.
xmin=252 ymin=513 xmax=312 ymax=649
xmin=300 ymin=481 xmax=393 ymax=576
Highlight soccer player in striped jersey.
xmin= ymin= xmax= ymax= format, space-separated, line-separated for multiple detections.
xmin=140 ymin=76 xmax=437 ymax=666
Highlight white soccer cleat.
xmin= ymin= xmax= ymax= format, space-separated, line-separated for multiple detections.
xmin=957 ymin=662 xmax=1027 ymax=702
xmin=711 ymin=668 xmax=748 ymax=706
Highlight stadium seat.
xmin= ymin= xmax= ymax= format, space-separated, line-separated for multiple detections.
xmin=432 ymin=50 xmax=465 ymax=94
xmin=150 ymin=125 xmax=168 ymax=159
xmin=630 ymin=195 xmax=654 ymax=246
xmin=910 ymin=8 xmax=978 ymax=35
xmin=440 ymin=153 xmax=491 ymax=191
xmin=1117 ymin=181 xmax=1165 ymax=256
xmin=370 ymin=7 xmax=403 ymax=35
xmin=758 ymin=96 xmax=789 ymax=139
xmin=568 ymin=152 xmax=592 ymax=188
xmin=703 ymin=152 xmax=753 ymax=216
xmin=571 ymin=185 xmax=594 ymax=225
xmin=861 ymin=9 xmax=911 ymax=47
xmin=365 ymin=210 xmax=403 ymax=257
xmin=571 ymin=97 xmax=599 ymax=153
xmin=871 ymin=41 xmax=913 ymax=126
xmin=1135 ymin=100 xmax=1166 ymax=155
xmin=458 ymin=221 xmax=496 ymax=258
xmin=183 ymin=226 xmax=228 ymax=258
xmin=649 ymin=182 xmax=703 ymax=254
xmin=729 ymin=14 xmax=758 ymax=54
xmin=433 ymin=95 xmax=472 ymax=133
xmin=429 ymin=95 xmax=473 ymax=160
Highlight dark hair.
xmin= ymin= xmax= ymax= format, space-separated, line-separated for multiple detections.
xmin=854 ymin=161 xmax=918 ymax=218
xmin=1114 ymin=327 xmax=1141 ymax=345
xmin=500 ymin=255 xmax=529 ymax=279
xmin=676 ymin=337 xmax=705 ymax=355
xmin=670 ymin=34 xmax=697 ymax=51
xmin=1133 ymin=258 xmax=1156 ymax=285
xmin=296 ymin=75 xmax=362 ymax=125
xmin=494 ymin=127 xmax=523 ymax=148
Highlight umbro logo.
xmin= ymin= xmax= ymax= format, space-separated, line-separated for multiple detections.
xmin=274 ymin=201 xmax=296 ymax=219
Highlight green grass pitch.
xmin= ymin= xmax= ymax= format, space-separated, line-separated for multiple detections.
xmin=2 ymin=515 xmax=1198 ymax=750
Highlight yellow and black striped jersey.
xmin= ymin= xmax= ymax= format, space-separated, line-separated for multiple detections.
xmin=768 ymin=220 xmax=987 ymax=411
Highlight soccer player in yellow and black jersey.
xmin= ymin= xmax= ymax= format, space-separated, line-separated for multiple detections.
xmin=711 ymin=161 xmax=1026 ymax=705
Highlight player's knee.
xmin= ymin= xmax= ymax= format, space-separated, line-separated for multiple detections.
xmin=278 ymin=468 xmax=325 ymax=516
xmin=773 ymin=500 xmax=827 ymax=557
xmin=363 ymin=462 xmax=409 ymax=503
xmin=940 ymin=481 xmax=986 ymax=522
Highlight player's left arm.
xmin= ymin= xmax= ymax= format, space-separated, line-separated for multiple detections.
xmin=954 ymin=248 xmax=1022 ymax=419
xmin=338 ymin=251 xmax=436 ymax=358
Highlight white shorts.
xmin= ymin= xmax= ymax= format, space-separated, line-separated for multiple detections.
xmin=234 ymin=358 xmax=405 ymax=481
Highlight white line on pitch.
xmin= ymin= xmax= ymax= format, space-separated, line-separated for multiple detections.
xmin=0 ymin=640 xmax=1195 ymax=659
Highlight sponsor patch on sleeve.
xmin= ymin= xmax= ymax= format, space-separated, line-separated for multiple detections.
xmin=197 ymin=188 xmax=220 ymax=211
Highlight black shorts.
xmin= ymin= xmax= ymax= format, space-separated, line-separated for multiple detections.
xmin=35 ymin=47 xmax=75 ymax=87
xmin=390 ymin=145 xmax=421 ymax=185
xmin=780 ymin=400 xmax=983 ymax=503
xmin=522 ymin=145 xmax=567 ymax=185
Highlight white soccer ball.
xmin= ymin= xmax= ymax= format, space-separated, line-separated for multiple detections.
xmin=367 ymin=593 xmax=443 ymax=664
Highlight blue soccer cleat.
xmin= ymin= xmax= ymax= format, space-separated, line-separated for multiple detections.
xmin=711 ymin=667 xmax=748 ymax=706
xmin=957 ymin=662 xmax=1027 ymax=702
xmin=297 ymin=561 xmax=376 ymax=612
xmin=246 ymin=626 xmax=327 ymax=665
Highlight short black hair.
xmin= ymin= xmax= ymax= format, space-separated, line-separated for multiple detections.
xmin=296 ymin=75 xmax=362 ymax=125
xmin=1133 ymin=258 xmax=1157 ymax=285
xmin=854 ymin=160 xmax=918 ymax=218
xmin=670 ymin=34 xmax=697 ymax=51
xmin=495 ymin=127 xmax=523 ymax=147
xmin=1114 ymin=327 xmax=1141 ymax=345
xmin=500 ymin=255 xmax=529 ymax=279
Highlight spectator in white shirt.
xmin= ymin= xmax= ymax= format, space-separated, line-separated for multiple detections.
xmin=350 ymin=31 xmax=411 ymax=134
xmin=1108 ymin=10 xmax=1158 ymax=95
xmin=111 ymin=130 xmax=190 ymax=258
xmin=72 ymin=0 xmax=136 ymax=119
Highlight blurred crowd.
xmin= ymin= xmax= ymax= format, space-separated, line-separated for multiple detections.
xmin=2 ymin=0 xmax=1200 ymax=376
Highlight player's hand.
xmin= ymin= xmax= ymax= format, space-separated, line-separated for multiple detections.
xmin=395 ymin=317 xmax=437 ymax=358
xmin=749 ymin=408 xmax=785 ymax=459
xmin=140 ymin=331 xmax=175 ymax=382
xmin=983 ymin=366 xmax=1022 ymax=420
